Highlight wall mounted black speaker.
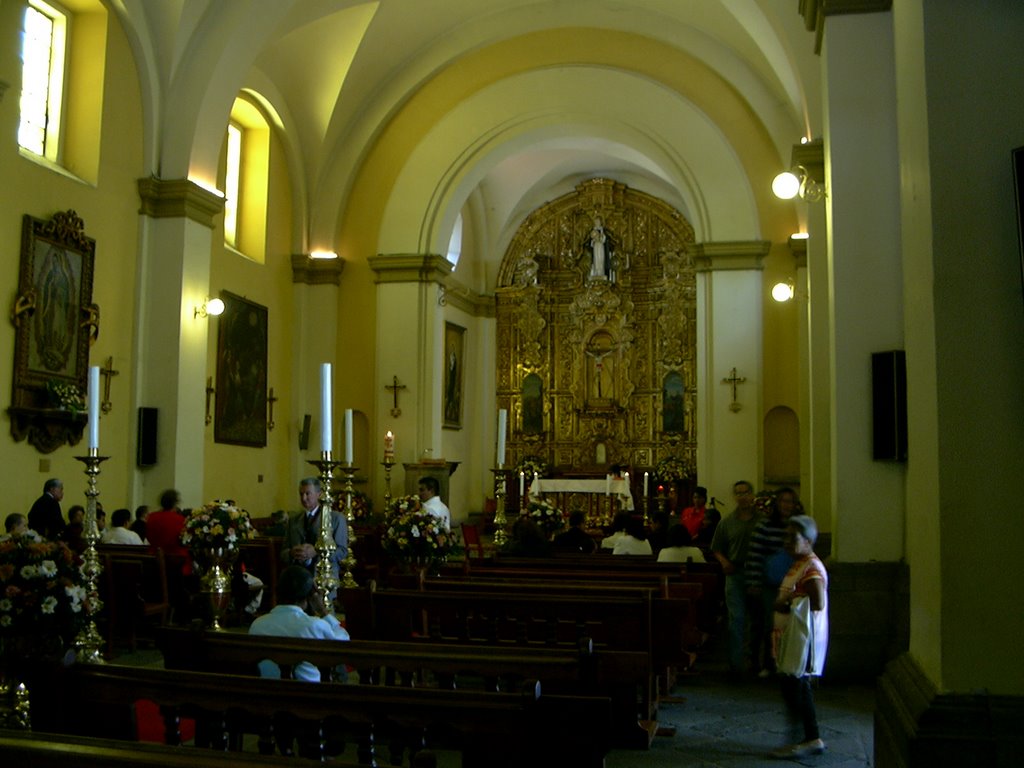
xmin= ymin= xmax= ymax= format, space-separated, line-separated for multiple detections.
xmin=872 ymin=351 xmax=907 ymax=462
xmin=298 ymin=413 xmax=311 ymax=451
xmin=137 ymin=407 xmax=158 ymax=467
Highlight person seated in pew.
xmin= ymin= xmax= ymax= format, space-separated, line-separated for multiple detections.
xmin=264 ymin=509 xmax=288 ymax=537
xmin=131 ymin=505 xmax=149 ymax=543
xmin=657 ymin=522 xmax=707 ymax=563
xmin=4 ymin=512 xmax=28 ymax=535
xmin=600 ymin=511 xmax=632 ymax=550
xmin=611 ymin=517 xmax=653 ymax=556
xmin=248 ymin=565 xmax=350 ymax=682
xmin=552 ymin=510 xmax=597 ymax=554
xmin=101 ymin=507 xmax=145 ymax=545
xmin=647 ymin=511 xmax=671 ymax=555
xmin=504 ymin=515 xmax=553 ymax=557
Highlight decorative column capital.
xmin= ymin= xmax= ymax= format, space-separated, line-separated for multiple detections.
xmin=291 ymin=254 xmax=345 ymax=285
xmin=137 ymin=177 xmax=224 ymax=228
xmin=368 ymin=254 xmax=452 ymax=284
xmin=693 ymin=241 xmax=770 ymax=272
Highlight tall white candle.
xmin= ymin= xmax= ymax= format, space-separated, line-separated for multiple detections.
xmin=605 ymin=473 xmax=611 ymax=497
xmin=88 ymin=366 xmax=100 ymax=450
xmin=644 ymin=471 xmax=649 ymax=496
xmin=496 ymin=409 xmax=507 ymax=467
xmin=519 ymin=471 xmax=525 ymax=497
xmin=384 ymin=430 xmax=395 ymax=460
xmin=344 ymin=408 xmax=353 ymax=464
xmin=320 ymin=363 xmax=332 ymax=453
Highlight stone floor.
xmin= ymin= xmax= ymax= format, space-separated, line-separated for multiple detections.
xmin=115 ymin=631 xmax=875 ymax=767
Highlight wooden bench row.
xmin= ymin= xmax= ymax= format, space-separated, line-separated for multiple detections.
xmin=157 ymin=624 xmax=652 ymax=749
xmin=60 ymin=663 xmax=613 ymax=768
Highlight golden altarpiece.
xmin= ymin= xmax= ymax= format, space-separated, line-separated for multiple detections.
xmin=496 ymin=179 xmax=698 ymax=502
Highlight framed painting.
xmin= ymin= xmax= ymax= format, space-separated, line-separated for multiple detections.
xmin=443 ymin=322 xmax=465 ymax=429
xmin=9 ymin=210 xmax=98 ymax=452
xmin=214 ymin=291 xmax=268 ymax=447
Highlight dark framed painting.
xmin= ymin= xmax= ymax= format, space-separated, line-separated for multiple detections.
xmin=214 ymin=291 xmax=268 ymax=447
xmin=9 ymin=211 xmax=98 ymax=452
xmin=443 ymin=322 xmax=465 ymax=429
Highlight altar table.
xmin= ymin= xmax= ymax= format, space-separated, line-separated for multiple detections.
xmin=529 ymin=477 xmax=634 ymax=520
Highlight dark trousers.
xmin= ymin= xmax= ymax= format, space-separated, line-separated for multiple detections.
xmin=780 ymin=674 xmax=819 ymax=741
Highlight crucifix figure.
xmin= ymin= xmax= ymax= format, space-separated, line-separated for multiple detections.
xmin=267 ymin=387 xmax=278 ymax=431
xmin=721 ymin=367 xmax=747 ymax=412
xmin=385 ymin=375 xmax=407 ymax=417
xmin=99 ymin=355 xmax=119 ymax=413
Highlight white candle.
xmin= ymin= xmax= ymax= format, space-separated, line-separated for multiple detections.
xmin=605 ymin=474 xmax=611 ymax=497
xmin=384 ymin=430 xmax=395 ymax=460
xmin=533 ymin=471 xmax=539 ymax=486
xmin=344 ymin=408 xmax=353 ymax=464
xmin=496 ymin=409 xmax=507 ymax=467
xmin=320 ymin=364 xmax=332 ymax=453
xmin=519 ymin=471 xmax=525 ymax=497
xmin=88 ymin=366 xmax=100 ymax=450
xmin=644 ymin=471 xmax=649 ymax=496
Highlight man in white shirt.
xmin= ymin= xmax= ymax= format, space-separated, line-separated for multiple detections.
xmin=248 ymin=565 xmax=350 ymax=682
xmin=100 ymin=508 xmax=145 ymax=545
xmin=417 ymin=476 xmax=451 ymax=531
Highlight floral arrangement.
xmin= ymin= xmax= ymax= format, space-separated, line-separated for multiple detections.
xmin=656 ymin=455 xmax=695 ymax=482
xmin=46 ymin=380 xmax=84 ymax=413
xmin=179 ymin=499 xmax=257 ymax=555
xmin=381 ymin=495 xmax=453 ymax=567
xmin=515 ymin=455 xmax=549 ymax=479
xmin=527 ymin=498 xmax=566 ymax=535
xmin=0 ymin=529 xmax=87 ymax=644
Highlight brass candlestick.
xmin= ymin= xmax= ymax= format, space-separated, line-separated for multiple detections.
xmin=73 ymin=449 xmax=108 ymax=664
xmin=382 ymin=457 xmax=395 ymax=509
xmin=491 ymin=468 xmax=510 ymax=548
xmin=306 ymin=452 xmax=341 ymax=610
xmin=338 ymin=463 xmax=359 ymax=588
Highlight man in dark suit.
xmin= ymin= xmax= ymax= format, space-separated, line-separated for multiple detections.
xmin=28 ymin=477 xmax=65 ymax=540
xmin=281 ymin=477 xmax=348 ymax=582
xmin=552 ymin=510 xmax=597 ymax=554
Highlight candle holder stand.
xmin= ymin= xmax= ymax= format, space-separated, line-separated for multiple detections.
xmin=73 ymin=449 xmax=108 ymax=664
xmin=306 ymin=452 xmax=342 ymax=610
xmin=491 ymin=468 xmax=510 ymax=548
xmin=381 ymin=457 xmax=395 ymax=510
xmin=642 ymin=493 xmax=651 ymax=526
xmin=338 ymin=464 xmax=360 ymax=588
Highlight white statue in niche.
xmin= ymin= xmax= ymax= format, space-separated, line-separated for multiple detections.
xmin=588 ymin=217 xmax=608 ymax=280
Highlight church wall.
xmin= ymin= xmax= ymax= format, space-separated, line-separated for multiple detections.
xmin=0 ymin=5 xmax=145 ymax=514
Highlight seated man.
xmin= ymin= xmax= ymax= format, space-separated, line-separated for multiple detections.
xmin=552 ymin=510 xmax=597 ymax=554
xmin=612 ymin=517 xmax=653 ymax=556
xmin=101 ymin=508 xmax=145 ymax=545
xmin=248 ymin=565 xmax=350 ymax=682
xmin=4 ymin=512 xmax=27 ymax=536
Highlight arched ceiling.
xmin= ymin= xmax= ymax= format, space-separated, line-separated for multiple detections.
xmin=106 ymin=0 xmax=817 ymax=291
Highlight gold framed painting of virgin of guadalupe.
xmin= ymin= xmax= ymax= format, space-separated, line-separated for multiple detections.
xmin=9 ymin=210 xmax=98 ymax=453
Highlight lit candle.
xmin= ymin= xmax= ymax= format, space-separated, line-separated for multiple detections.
xmin=496 ymin=409 xmax=507 ymax=467
xmin=533 ymin=471 xmax=539 ymax=487
xmin=320 ymin=363 xmax=332 ymax=453
xmin=344 ymin=408 xmax=353 ymax=464
xmin=88 ymin=365 xmax=100 ymax=450
xmin=519 ymin=471 xmax=525 ymax=497
xmin=644 ymin=471 xmax=649 ymax=496
xmin=384 ymin=430 xmax=395 ymax=460
xmin=624 ymin=471 xmax=629 ymax=491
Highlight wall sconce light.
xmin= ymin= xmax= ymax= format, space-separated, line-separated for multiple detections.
xmin=771 ymin=279 xmax=796 ymax=302
xmin=772 ymin=166 xmax=826 ymax=202
xmin=194 ymin=297 xmax=225 ymax=319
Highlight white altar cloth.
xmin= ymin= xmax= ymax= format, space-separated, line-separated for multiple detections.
xmin=529 ymin=477 xmax=634 ymax=511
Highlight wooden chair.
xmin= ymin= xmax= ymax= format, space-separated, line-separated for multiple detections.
xmin=460 ymin=522 xmax=492 ymax=560
xmin=101 ymin=547 xmax=170 ymax=656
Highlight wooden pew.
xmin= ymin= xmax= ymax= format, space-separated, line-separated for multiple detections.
xmin=0 ymin=728 xmax=437 ymax=768
xmin=97 ymin=545 xmax=170 ymax=656
xmin=157 ymin=624 xmax=652 ymax=749
xmin=63 ymin=664 xmax=613 ymax=768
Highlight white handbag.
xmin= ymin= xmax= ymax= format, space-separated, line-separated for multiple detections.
xmin=776 ymin=595 xmax=813 ymax=676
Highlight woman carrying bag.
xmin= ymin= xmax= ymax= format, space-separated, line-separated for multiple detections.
xmin=769 ymin=514 xmax=829 ymax=760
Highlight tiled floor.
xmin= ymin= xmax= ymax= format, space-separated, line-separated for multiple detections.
xmin=115 ymin=634 xmax=875 ymax=767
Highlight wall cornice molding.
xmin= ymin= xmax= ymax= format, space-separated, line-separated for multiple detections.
xmin=694 ymin=241 xmax=770 ymax=272
xmin=291 ymin=254 xmax=345 ymax=285
xmin=799 ymin=0 xmax=892 ymax=54
xmin=368 ymin=254 xmax=453 ymax=284
xmin=137 ymin=177 xmax=224 ymax=228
